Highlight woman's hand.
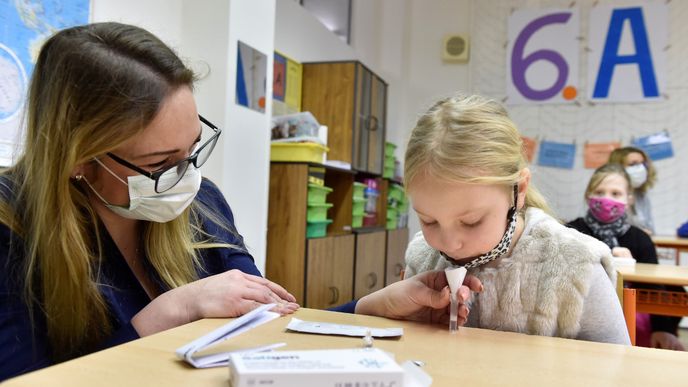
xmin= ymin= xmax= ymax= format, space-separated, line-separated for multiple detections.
xmin=651 ymin=331 xmax=686 ymax=351
xmin=355 ymin=270 xmax=482 ymax=325
xmin=132 ymin=269 xmax=298 ymax=336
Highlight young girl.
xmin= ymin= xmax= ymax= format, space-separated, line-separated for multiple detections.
xmin=608 ymin=147 xmax=657 ymax=235
xmin=566 ymin=163 xmax=684 ymax=350
xmin=402 ymin=94 xmax=629 ymax=344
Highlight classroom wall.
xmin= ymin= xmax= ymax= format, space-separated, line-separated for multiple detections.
xmin=93 ymin=0 xmax=277 ymax=274
xmin=350 ymin=0 xmax=473 ymax=239
xmin=347 ymin=0 xmax=687 ymax=241
xmin=469 ymin=0 xmax=688 ymax=238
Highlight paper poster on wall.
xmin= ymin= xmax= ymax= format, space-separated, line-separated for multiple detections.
xmin=273 ymin=52 xmax=286 ymax=102
xmin=506 ymin=8 xmax=579 ymax=105
xmin=236 ymin=41 xmax=267 ymax=113
xmin=632 ymin=131 xmax=673 ymax=161
xmin=583 ymin=141 xmax=620 ymax=169
xmin=521 ymin=136 xmax=537 ymax=162
xmin=588 ymin=4 xmax=667 ymax=103
xmin=537 ymin=140 xmax=576 ymax=169
xmin=0 ymin=0 xmax=89 ymax=166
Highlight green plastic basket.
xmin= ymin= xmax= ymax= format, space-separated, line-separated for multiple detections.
xmin=352 ymin=214 xmax=363 ymax=228
xmin=307 ymin=183 xmax=333 ymax=204
xmin=353 ymin=182 xmax=366 ymax=200
xmin=386 ymin=217 xmax=398 ymax=230
xmin=383 ymin=166 xmax=394 ymax=179
xmin=352 ymin=197 xmax=366 ymax=216
xmin=385 ymin=142 xmax=397 ymax=157
xmin=307 ymin=203 xmax=333 ymax=222
xmin=306 ymin=219 xmax=333 ymax=238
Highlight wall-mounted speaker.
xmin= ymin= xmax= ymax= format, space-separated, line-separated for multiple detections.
xmin=442 ymin=34 xmax=469 ymax=63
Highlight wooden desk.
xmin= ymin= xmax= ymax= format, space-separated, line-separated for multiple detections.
xmin=617 ymin=263 xmax=688 ymax=317
xmin=652 ymin=235 xmax=688 ymax=265
xmin=5 ymin=308 xmax=688 ymax=386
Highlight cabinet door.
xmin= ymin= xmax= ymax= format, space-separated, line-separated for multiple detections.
xmin=306 ymin=235 xmax=355 ymax=309
xmin=385 ymin=228 xmax=409 ymax=286
xmin=354 ymin=231 xmax=386 ymax=299
xmin=353 ymin=64 xmax=372 ymax=172
xmin=367 ymin=75 xmax=386 ymax=175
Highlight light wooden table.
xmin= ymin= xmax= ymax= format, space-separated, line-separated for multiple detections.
xmin=5 ymin=308 xmax=688 ymax=386
xmin=652 ymin=235 xmax=688 ymax=265
xmin=617 ymin=263 xmax=688 ymax=317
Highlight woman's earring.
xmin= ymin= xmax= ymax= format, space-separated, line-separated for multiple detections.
xmin=74 ymin=174 xmax=83 ymax=181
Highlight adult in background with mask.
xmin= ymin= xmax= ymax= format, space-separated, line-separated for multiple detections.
xmin=608 ymin=146 xmax=657 ymax=235
xmin=0 ymin=23 xmax=480 ymax=381
xmin=566 ymin=163 xmax=684 ymax=350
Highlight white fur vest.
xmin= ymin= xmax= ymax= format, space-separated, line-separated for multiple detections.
xmin=405 ymin=208 xmax=616 ymax=338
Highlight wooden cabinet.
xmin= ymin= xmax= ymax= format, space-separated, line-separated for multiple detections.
xmin=306 ymin=235 xmax=355 ymax=309
xmin=385 ymin=228 xmax=409 ymax=286
xmin=354 ymin=230 xmax=386 ymax=299
xmin=302 ymin=61 xmax=387 ymax=175
xmin=266 ymin=162 xmax=410 ymax=308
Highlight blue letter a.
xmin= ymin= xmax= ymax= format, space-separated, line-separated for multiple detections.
xmin=593 ymin=7 xmax=659 ymax=98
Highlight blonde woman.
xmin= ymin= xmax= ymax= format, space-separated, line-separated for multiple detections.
xmin=608 ymin=146 xmax=657 ymax=235
xmin=402 ymin=94 xmax=629 ymax=344
xmin=0 ymin=23 xmax=298 ymax=380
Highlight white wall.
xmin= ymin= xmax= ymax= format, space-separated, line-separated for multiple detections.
xmin=469 ymin=0 xmax=688 ymax=236
xmin=92 ymin=0 xmax=277 ymax=274
xmin=274 ymin=0 xmax=356 ymax=62
xmin=351 ymin=0 xmax=473 ymax=238
xmin=349 ymin=0 xmax=687 ymax=238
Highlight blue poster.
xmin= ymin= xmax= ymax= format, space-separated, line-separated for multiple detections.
xmin=537 ymin=140 xmax=576 ymax=169
xmin=632 ymin=131 xmax=674 ymax=161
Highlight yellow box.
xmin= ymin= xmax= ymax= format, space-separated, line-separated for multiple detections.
xmin=270 ymin=142 xmax=329 ymax=163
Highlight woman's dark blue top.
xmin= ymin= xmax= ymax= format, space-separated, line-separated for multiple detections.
xmin=0 ymin=178 xmax=355 ymax=380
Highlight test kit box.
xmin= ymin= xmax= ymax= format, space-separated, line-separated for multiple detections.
xmin=228 ymin=348 xmax=404 ymax=387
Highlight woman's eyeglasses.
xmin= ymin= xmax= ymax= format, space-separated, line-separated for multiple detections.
xmin=106 ymin=115 xmax=221 ymax=193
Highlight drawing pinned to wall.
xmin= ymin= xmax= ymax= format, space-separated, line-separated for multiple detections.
xmin=506 ymin=8 xmax=580 ymax=105
xmin=521 ymin=136 xmax=537 ymax=162
xmin=583 ymin=142 xmax=620 ymax=169
xmin=632 ymin=131 xmax=673 ymax=161
xmin=272 ymin=51 xmax=302 ymax=116
xmin=537 ymin=140 xmax=576 ymax=169
xmin=273 ymin=52 xmax=286 ymax=103
xmin=588 ymin=4 xmax=667 ymax=102
xmin=0 ymin=0 xmax=89 ymax=166
xmin=236 ymin=41 xmax=267 ymax=113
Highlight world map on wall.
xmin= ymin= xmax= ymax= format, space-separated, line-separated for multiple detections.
xmin=0 ymin=0 xmax=89 ymax=165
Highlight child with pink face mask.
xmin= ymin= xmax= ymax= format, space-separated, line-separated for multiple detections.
xmin=403 ymin=94 xmax=629 ymax=345
xmin=566 ymin=163 xmax=684 ymax=350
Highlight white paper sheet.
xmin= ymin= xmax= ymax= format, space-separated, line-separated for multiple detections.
xmin=175 ymin=303 xmax=284 ymax=368
xmin=286 ymin=318 xmax=403 ymax=338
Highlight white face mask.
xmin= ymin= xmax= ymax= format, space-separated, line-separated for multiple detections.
xmin=625 ymin=164 xmax=647 ymax=189
xmin=84 ymin=158 xmax=202 ymax=223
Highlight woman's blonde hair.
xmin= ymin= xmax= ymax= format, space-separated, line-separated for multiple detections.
xmin=0 ymin=23 xmax=229 ymax=360
xmin=608 ymin=146 xmax=656 ymax=193
xmin=404 ymin=94 xmax=552 ymax=215
xmin=584 ymin=163 xmax=632 ymax=200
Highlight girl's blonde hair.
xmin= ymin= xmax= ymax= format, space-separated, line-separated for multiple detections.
xmin=404 ymin=94 xmax=552 ymax=215
xmin=0 ymin=23 xmax=230 ymax=361
xmin=584 ymin=163 xmax=632 ymax=200
xmin=608 ymin=146 xmax=656 ymax=193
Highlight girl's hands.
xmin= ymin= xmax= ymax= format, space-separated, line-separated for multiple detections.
xmin=355 ymin=270 xmax=483 ymax=325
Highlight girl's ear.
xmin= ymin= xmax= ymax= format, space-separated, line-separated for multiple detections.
xmin=517 ymin=168 xmax=531 ymax=210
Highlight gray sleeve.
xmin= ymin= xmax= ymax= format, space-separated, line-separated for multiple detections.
xmin=576 ymin=264 xmax=631 ymax=345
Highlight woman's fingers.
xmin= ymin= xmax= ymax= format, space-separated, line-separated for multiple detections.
xmin=242 ymin=272 xmax=297 ymax=302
